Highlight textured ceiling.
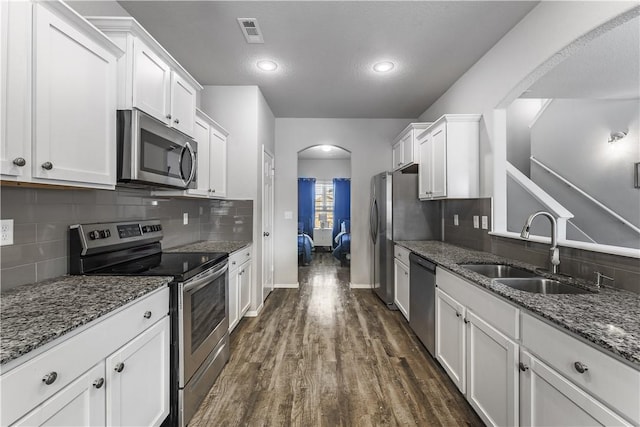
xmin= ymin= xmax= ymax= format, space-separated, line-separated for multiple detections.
xmin=523 ymin=15 xmax=640 ymax=100
xmin=117 ymin=1 xmax=538 ymax=118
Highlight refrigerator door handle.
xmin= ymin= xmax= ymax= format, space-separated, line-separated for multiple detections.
xmin=369 ymin=199 xmax=376 ymax=244
xmin=372 ymin=199 xmax=379 ymax=244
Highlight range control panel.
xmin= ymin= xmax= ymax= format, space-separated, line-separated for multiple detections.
xmin=71 ymin=220 xmax=163 ymax=252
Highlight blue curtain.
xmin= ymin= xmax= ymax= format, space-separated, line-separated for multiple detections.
xmin=332 ymin=178 xmax=351 ymax=244
xmin=298 ymin=178 xmax=316 ymax=236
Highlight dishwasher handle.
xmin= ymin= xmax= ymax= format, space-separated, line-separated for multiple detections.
xmin=409 ymin=253 xmax=437 ymax=273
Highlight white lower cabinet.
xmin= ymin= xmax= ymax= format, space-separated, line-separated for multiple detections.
xmin=393 ymin=257 xmax=410 ymax=321
xmin=519 ymin=350 xmax=630 ymax=427
xmin=435 ymin=288 xmax=466 ymax=392
xmin=228 ymin=245 xmax=253 ymax=332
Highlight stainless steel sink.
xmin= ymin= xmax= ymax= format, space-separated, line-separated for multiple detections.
xmin=460 ymin=264 xmax=538 ymax=279
xmin=496 ymin=278 xmax=591 ymax=294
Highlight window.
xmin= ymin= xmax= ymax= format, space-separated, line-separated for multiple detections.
xmin=314 ymin=180 xmax=334 ymax=229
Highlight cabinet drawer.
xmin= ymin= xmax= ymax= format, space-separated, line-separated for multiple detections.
xmin=394 ymin=245 xmax=411 ymax=265
xmin=0 ymin=287 xmax=169 ymax=426
xmin=229 ymin=245 xmax=252 ymax=269
xmin=436 ymin=267 xmax=519 ymax=339
xmin=521 ymin=313 xmax=640 ymax=425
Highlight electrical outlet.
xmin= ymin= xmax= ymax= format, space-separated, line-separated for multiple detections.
xmin=473 ymin=215 xmax=479 ymax=229
xmin=183 ymin=213 xmax=188 ymax=225
xmin=1 ymin=219 xmax=14 ymax=246
xmin=453 ymin=214 xmax=459 ymax=226
xmin=481 ymin=216 xmax=489 ymax=230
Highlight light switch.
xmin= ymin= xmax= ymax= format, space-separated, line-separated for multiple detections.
xmin=183 ymin=213 xmax=189 ymax=225
xmin=453 ymin=214 xmax=459 ymax=226
xmin=284 ymin=211 xmax=293 ymax=220
xmin=473 ymin=215 xmax=479 ymax=229
xmin=481 ymin=216 xmax=489 ymax=230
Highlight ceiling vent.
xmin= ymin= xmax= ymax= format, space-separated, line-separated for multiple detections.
xmin=237 ymin=18 xmax=264 ymax=44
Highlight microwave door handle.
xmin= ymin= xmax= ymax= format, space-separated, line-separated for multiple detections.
xmin=179 ymin=142 xmax=197 ymax=187
xmin=183 ymin=263 xmax=228 ymax=294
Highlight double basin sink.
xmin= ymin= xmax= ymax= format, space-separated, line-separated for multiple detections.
xmin=460 ymin=264 xmax=590 ymax=295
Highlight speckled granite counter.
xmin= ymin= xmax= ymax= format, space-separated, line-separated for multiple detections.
xmin=396 ymin=240 xmax=640 ymax=367
xmin=1 ymin=275 xmax=171 ymax=366
xmin=166 ymin=240 xmax=251 ymax=254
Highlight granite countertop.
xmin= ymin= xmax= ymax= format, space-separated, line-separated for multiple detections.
xmin=1 ymin=275 xmax=171 ymax=366
xmin=166 ymin=240 xmax=251 ymax=254
xmin=396 ymin=240 xmax=640 ymax=367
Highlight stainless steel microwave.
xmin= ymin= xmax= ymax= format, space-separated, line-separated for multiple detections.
xmin=117 ymin=109 xmax=197 ymax=189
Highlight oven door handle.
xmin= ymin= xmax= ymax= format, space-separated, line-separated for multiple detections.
xmin=184 ymin=262 xmax=228 ymax=294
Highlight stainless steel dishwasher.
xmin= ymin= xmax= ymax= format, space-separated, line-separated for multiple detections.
xmin=409 ymin=253 xmax=437 ymax=357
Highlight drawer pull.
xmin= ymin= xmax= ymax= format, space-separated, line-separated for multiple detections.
xmin=463 ymin=318 xmax=469 ymax=324
xmin=114 ymin=362 xmax=125 ymax=373
xmin=574 ymin=361 xmax=589 ymax=374
xmin=93 ymin=378 xmax=105 ymax=389
xmin=519 ymin=362 xmax=529 ymax=372
xmin=455 ymin=312 xmax=461 ymax=318
xmin=13 ymin=157 xmax=26 ymax=167
xmin=143 ymin=311 xmax=152 ymax=319
xmin=42 ymin=372 xmax=57 ymax=385
xmin=41 ymin=161 xmax=53 ymax=170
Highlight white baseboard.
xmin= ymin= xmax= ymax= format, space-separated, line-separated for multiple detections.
xmin=244 ymin=303 xmax=263 ymax=317
xmin=350 ymin=283 xmax=371 ymax=289
xmin=274 ymin=283 xmax=299 ymax=289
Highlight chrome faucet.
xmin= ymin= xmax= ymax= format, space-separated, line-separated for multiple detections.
xmin=520 ymin=211 xmax=560 ymax=274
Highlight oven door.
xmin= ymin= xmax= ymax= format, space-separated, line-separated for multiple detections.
xmin=118 ymin=109 xmax=197 ymax=189
xmin=179 ymin=261 xmax=228 ymax=386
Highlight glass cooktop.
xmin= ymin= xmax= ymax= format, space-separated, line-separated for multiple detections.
xmin=92 ymin=252 xmax=227 ymax=282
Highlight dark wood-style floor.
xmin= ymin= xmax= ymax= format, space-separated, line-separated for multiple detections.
xmin=190 ymin=252 xmax=483 ymax=426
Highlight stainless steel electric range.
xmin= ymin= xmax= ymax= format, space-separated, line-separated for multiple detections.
xmin=69 ymin=219 xmax=229 ymax=427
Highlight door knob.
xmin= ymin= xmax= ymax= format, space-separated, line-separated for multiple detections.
xmin=41 ymin=162 xmax=53 ymax=170
xmin=12 ymin=157 xmax=26 ymax=167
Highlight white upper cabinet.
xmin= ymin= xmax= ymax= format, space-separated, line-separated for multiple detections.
xmin=1 ymin=1 xmax=123 ymax=189
xmin=208 ymin=125 xmax=227 ymax=198
xmin=417 ymin=114 xmax=481 ymax=200
xmin=87 ymin=17 xmax=202 ymax=138
xmin=391 ymin=122 xmax=431 ymax=172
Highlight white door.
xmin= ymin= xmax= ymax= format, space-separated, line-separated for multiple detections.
xmin=209 ymin=128 xmax=227 ymax=197
xmin=13 ymin=363 xmax=106 ymax=427
xmin=240 ymin=260 xmax=252 ymax=315
xmin=262 ymin=149 xmax=275 ymax=299
xmin=192 ymin=116 xmax=210 ymax=197
xmin=418 ymin=132 xmax=432 ymax=199
xmin=132 ymin=39 xmax=170 ymax=124
xmin=435 ymin=288 xmax=466 ymax=393
xmin=169 ymin=72 xmax=196 ymax=137
xmin=393 ymin=258 xmax=410 ymax=321
xmin=228 ymin=266 xmax=240 ymax=332
xmin=466 ymin=310 xmax=518 ymax=427
xmin=1 ymin=1 xmax=30 ymax=179
xmin=106 ymin=317 xmax=170 ymax=427
xmin=430 ymin=123 xmax=447 ymax=198
xmin=519 ymin=350 xmax=630 ymax=427
xmin=33 ymin=3 xmax=117 ymax=186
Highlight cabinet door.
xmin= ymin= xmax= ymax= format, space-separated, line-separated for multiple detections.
xmin=33 ymin=3 xmax=117 ymax=186
xmin=132 ymin=39 xmax=170 ymax=124
xmin=106 ymin=317 xmax=169 ymax=427
xmin=209 ymin=127 xmax=227 ymax=197
xmin=13 ymin=363 xmax=106 ymax=427
xmin=239 ymin=260 xmax=252 ymax=316
xmin=170 ymin=72 xmax=196 ymax=137
xmin=435 ymin=288 xmax=466 ymax=392
xmin=393 ymin=258 xmax=410 ymax=321
xmin=418 ymin=132 xmax=432 ymax=199
xmin=430 ymin=123 xmax=447 ymax=198
xmin=192 ymin=117 xmax=210 ymax=197
xmin=401 ymin=131 xmax=414 ymax=165
xmin=466 ymin=310 xmax=518 ymax=427
xmin=228 ymin=267 xmax=240 ymax=332
xmin=392 ymin=141 xmax=403 ymax=171
xmin=519 ymin=351 xmax=631 ymax=427
xmin=1 ymin=1 xmax=30 ymax=179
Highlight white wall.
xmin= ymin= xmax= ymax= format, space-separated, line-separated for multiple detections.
xmin=506 ymin=99 xmax=547 ymax=176
xmin=298 ymin=159 xmax=351 ymax=180
xmin=274 ymin=118 xmax=412 ymax=287
xmin=66 ymin=0 xmax=131 ymax=16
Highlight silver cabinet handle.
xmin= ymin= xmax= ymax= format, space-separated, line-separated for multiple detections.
xmin=246 ymin=253 xmax=250 ymax=256
xmin=263 ymin=232 xmax=270 ymax=237
xmin=211 ymin=189 xmax=216 ymax=193
xmin=93 ymin=378 xmax=105 ymax=389
xmin=519 ymin=362 xmax=529 ymax=372
xmin=114 ymin=362 xmax=125 ymax=373
xmin=42 ymin=372 xmax=57 ymax=385
xmin=174 ymin=118 xmax=180 ymax=124
xmin=574 ymin=361 xmax=588 ymax=374
xmin=455 ymin=312 xmax=461 ymax=318
xmin=166 ymin=114 xmax=172 ymax=119
xmin=463 ymin=318 xmax=469 ymax=324
xmin=13 ymin=157 xmax=26 ymax=167
xmin=41 ymin=162 xmax=53 ymax=170
xmin=404 ymin=271 xmax=408 ymax=276
xmin=208 ymin=189 xmax=213 ymax=192
xmin=143 ymin=311 xmax=152 ymax=319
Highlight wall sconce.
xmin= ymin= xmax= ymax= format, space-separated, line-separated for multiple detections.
xmin=608 ymin=131 xmax=627 ymax=144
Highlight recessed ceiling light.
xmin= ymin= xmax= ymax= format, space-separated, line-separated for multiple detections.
xmin=373 ymin=61 xmax=395 ymax=73
xmin=321 ymin=145 xmax=332 ymax=152
xmin=257 ymin=60 xmax=278 ymax=71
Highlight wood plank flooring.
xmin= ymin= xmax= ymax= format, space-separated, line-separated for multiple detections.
xmin=190 ymin=253 xmax=483 ymax=426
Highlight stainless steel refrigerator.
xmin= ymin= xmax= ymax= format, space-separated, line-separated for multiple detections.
xmin=370 ymin=171 xmax=441 ymax=308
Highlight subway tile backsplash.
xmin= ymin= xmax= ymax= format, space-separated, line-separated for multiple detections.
xmin=0 ymin=186 xmax=252 ymax=292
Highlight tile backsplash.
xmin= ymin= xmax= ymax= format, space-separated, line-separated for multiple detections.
xmin=0 ymin=186 xmax=252 ymax=292
xmin=442 ymin=198 xmax=640 ymax=294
